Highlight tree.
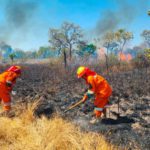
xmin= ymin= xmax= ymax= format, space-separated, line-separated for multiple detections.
xmin=102 ymin=32 xmax=117 ymax=54
xmin=14 ymin=49 xmax=26 ymax=59
xmin=25 ymin=51 xmax=38 ymax=59
xmin=9 ymin=53 xmax=16 ymax=64
xmin=37 ymin=46 xmax=57 ymax=58
xmin=37 ymin=46 xmax=51 ymax=58
xmin=49 ymin=29 xmax=68 ymax=68
xmin=144 ymin=48 xmax=150 ymax=61
xmin=0 ymin=42 xmax=13 ymax=60
xmin=77 ymin=43 xmax=96 ymax=57
xmin=102 ymin=32 xmax=119 ymax=57
xmin=141 ymin=30 xmax=150 ymax=47
xmin=61 ymin=22 xmax=83 ymax=60
xmin=31 ymin=51 xmax=38 ymax=59
xmin=102 ymin=32 xmax=118 ymax=73
xmin=133 ymin=49 xmax=149 ymax=69
xmin=115 ymin=29 xmax=133 ymax=62
xmin=49 ymin=22 xmax=83 ymax=68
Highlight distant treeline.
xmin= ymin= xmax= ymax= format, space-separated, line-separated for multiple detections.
xmin=0 ymin=22 xmax=150 ymax=64
xmin=0 ymin=44 xmax=58 ymax=60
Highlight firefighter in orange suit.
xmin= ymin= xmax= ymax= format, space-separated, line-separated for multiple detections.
xmin=0 ymin=66 xmax=21 ymax=114
xmin=77 ymin=66 xmax=112 ymax=124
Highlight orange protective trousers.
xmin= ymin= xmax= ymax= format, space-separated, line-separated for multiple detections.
xmin=0 ymin=71 xmax=17 ymax=111
xmin=94 ymin=95 xmax=109 ymax=118
xmin=0 ymin=84 xmax=11 ymax=111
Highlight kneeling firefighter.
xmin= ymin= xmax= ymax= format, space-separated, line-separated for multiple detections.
xmin=0 ymin=66 xmax=21 ymax=115
xmin=77 ymin=66 xmax=112 ymax=124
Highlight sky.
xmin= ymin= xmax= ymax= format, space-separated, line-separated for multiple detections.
xmin=0 ymin=0 xmax=150 ymax=51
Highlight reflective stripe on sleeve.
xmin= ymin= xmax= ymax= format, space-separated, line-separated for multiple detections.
xmin=87 ymin=90 xmax=94 ymax=94
xmin=86 ymin=90 xmax=94 ymax=98
xmin=94 ymin=107 xmax=103 ymax=111
xmin=87 ymin=90 xmax=94 ymax=95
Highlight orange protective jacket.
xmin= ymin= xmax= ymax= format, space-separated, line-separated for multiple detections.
xmin=86 ymin=74 xmax=112 ymax=98
xmin=83 ymin=72 xmax=112 ymax=117
xmin=85 ymin=74 xmax=112 ymax=107
xmin=0 ymin=71 xmax=18 ymax=111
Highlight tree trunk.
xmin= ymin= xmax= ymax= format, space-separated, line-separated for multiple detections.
xmin=105 ymin=54 xmax=109 ymax=75
xmin=10 ymin=57 xmax=14 ymax=65
xmin=12 ymin=58 xmax=14 ymax=65
xmin=119 ymin=40 xmax=126 ymax=67
xmin=63 ymin=50 xmax=67 ymax=68
xmin=69 ymin=44 xmax=72 ymax=61
xmin=105 ymin=46 xmax=109 ymax=75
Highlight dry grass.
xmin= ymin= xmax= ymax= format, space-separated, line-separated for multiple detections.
xmin=0 ymin=103 xmax=116 ymax=150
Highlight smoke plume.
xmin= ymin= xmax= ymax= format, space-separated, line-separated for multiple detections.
xmin=5 ymin=0 xmax=38 ymax=28
xmin=95 ymin=0 xmax=149 ymax=35
xmin=0 ymin=0 xmax=39 ymax=43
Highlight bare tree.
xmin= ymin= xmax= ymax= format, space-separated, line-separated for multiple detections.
xmin=103 ymin=32 xmax=114 ymax=73
xmin=115 ymin=29 xmax=133 ymax=63
xmin=102 ymin=32 xmax=118 ymax=73
xmin=61 ymin=22 xmax=83 ymax=60
xmin=49 ymin=29 xmax=68 ymax=68
xmin=103 ymin=32 xmax=115 ymax=54
xmin=49 ymin=22 xmax=83 ymax=68
xmin=141 ymin=30 xmax=150 ymax=47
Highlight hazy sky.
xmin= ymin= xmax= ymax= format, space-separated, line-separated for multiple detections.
xmin=0 ymin=0 xmax=150 ymax=51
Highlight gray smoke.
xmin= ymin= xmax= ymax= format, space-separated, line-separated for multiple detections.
xmin=95 ymin=0 xmax=149 ymax=35
xmin=5 ymin=0 xmax=39 ymax=28
xmin=0 ymin=0 xmax=39 ymax=43
xmin=96 ymin=10 xmax=120 ymax=35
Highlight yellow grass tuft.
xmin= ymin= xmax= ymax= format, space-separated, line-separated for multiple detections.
xmin=0 ymin=103 xmax=116 ymax=150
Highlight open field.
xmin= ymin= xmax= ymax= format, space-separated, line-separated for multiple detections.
xmin=0 ymin=63 xmax=150 ymax=150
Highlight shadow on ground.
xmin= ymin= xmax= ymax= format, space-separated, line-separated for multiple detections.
xmin=101 ymin=116 xmax=135 ymax=125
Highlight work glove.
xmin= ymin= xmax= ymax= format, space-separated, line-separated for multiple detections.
xmin=12 ymin=91 xmax=17 ymax=96
xmin=86 ymin=90 xmax=94 ymax=99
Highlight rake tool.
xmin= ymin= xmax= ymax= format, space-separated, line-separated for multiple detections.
xmin=64 ymin=99 xmax=84 ymax=113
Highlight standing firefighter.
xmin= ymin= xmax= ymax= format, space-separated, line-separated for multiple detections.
xmin=77 ymin=66 xmax=112 ymax=124
xmin=0 ymin=66 xmax=21 ymax=115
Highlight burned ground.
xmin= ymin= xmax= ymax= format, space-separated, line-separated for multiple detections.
xmin=0 ymin=64 xmax=150 ymax=149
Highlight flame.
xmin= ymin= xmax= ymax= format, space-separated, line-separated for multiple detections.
xmin=119 ymin=52 xmax=132 ymax=62
xmin=119 ymin=53 xmax=126 ymax=61
xmin=98 ymin=49 xmax=133 ymax=62
xmin=126 ymin=54 xmax=132 ymax=61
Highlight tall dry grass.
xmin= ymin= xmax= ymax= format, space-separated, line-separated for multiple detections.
xmin=0 ymin=102 xmax=116 ymax=150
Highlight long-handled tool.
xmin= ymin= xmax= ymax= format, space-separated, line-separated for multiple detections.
xmin=64 ymin=99 xmax=84 ymax=113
